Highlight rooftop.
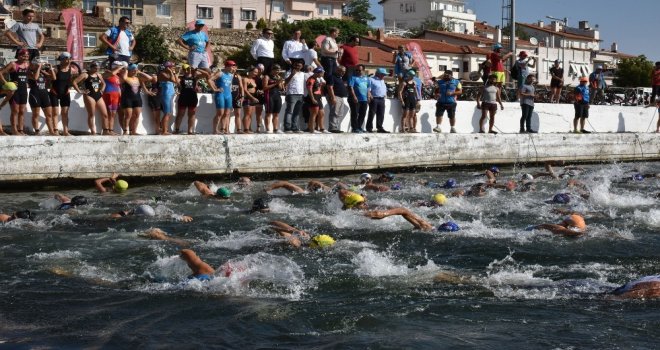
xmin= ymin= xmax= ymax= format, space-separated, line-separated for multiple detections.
xmin=357 ymin=46 xmax=394 ymax=67
xmin=516 ymin=22 xmax=599 ymax=41
xmin=9 ymin=10 xmax=110 ymax=27
xmin=423 ymin=29 xmax=534 ymax=47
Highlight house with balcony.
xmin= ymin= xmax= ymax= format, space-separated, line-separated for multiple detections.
xmin=379 ymin=0 xmax=476 ymax=33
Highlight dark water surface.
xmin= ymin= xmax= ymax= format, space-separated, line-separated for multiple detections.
xmin=1 ymin=162 xmax=659 ymax=349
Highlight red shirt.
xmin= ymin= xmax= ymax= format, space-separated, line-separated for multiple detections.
xmin=653 ymin=68 xmax=660 ymax=86
xmin=489 ymin=52 xmax=504 ymax=72
xmin=339 ymin=44 xmax=359 ymax=67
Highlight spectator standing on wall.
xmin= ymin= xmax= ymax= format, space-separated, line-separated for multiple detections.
xmin=100 ymin=16 xmax=135 ymax=64
xmin=320 ymin=27 xmax=340 ymax=81
xmin=649 ymin=62 xmax=660 ymax=105
xmin=283 ymin=60 xmax=305 ymax=133
xmin=177 ymin=20 xmax=212 ymax=70
xmin=326 ymin=65 xmax=348 ymax=133
xmin=514 ymin=51 xmax=535 ymax=92
xmin=303 ymin=40 xmax=322 ymax=69
xmin=488 ymin=43 xmax=513 ymax=91
xmin=366 ymin=68 xmax=389 ymax=133
xmin=5 ymin=9 xmax=44 ymax=61
xmin=518 ymin=75 xmax=537 ymax=133
xmin=476 ymin=74 xmax=503 ymax=134
xmin=433 ymin=70 xmax=462 ymax=133
xmin=339 ymin=36 xmax=360 ymax=131
xmin=392 ymin=45 xmax=414 ymax=85
xmin=251 ymin=28 xmax=275 ymax=74
xmin=573 ymin=76 xmax=591 ymax=133
xmin=549 ymin=60 xmax=564 ymax=104
xmin=349 ymin=64 xmax=371 ymax=133
xmin=588 ymin=65 xmax=606 ymax=105
xmin=282 ymin=29 xmax=307 ymax=69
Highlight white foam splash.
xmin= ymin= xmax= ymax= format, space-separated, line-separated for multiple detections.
xmin=27 ymin=250 xmax=82 ymax=261
xmin=352 ymin=249 xmax=409 ymax=276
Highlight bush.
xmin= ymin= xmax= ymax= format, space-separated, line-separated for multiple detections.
xmin=614 ymin=55 xmax=653 ymax=87
xmin=256 ymin=18 xmax=268 ymax=30
xmin=246 ymin=22 xmax=254 ymax=30
xmin=134 ymin=24 xmax=170 ymax=63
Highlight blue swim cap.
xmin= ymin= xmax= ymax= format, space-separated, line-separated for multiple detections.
xmin=489 ymin=166 xmax=500 ymax=174
xmin=438 ymin=221 xmax=460 ymax=232
xmin=551 ymin=193 xmax=571 ymax=204
xmin=390 ymin=183 xmax=402 ymax=190
xmin=443 ymin=178 xmax=457 ymax=188
xmin=632 ymin=174 xmax=644 ymax=181
xmin=382 ymin=172 xmax=395 ymax=181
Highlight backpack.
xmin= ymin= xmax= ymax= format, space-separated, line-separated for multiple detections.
xmin=510 ymin=61 xmax=520 ymax=81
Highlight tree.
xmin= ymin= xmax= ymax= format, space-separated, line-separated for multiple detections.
xmin=134 ymin=24 xmax=170 ymax=63
xmin=246 ymin=22 xmax=253 ymax=30
xmin=503 ymin=25 xmax=531 ymax=41
xmin=256 ymin=18 xmax=268 ymax=30
xmin=409 ymin=18 xmax=449 ymax=37
xmin=614 ymin=55 xmax=653 ymax=87
xmin=55 ymin=0 xmax=79 ymax=9
xmin=344 ymin=0 xmax=375 ymax=26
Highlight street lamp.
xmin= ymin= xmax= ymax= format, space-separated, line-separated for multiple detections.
xmin=546 ymin=16 xmax=567 ymax=82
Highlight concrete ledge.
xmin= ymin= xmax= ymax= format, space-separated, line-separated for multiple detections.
xmin=1 ymin=133 xmax=658 ymax=182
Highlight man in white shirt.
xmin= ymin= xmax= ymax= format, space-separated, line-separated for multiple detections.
xmin=320 ymin=27 xmax=339 ymax=81
xmin=283 ymin=61 xmax=305 ymax=133
xmin=303 ymin=41 xmax=321 ymax=69
xmin=100 ymin=16 xmax=136 ymax=64
xmin=251 ymin=28 xmax=275 ymax=74
xmin=282 ymin=29 xmax=306 ymax=69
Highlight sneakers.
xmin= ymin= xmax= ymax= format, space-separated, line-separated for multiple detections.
xmin=377 ymin=129 xmax=390 ymax=133
xmin=433 ymin=126 xmax=442 ymax=133
xmin=450 ymin=127 xmax=456 ymax=133
xmin=580 ymin=129 xmax=591 ymax=134
xmin=489 ymin=130 xmax=498 ymax=134
xmin=322 ymin=129 xmax=331 ymax=134
xmin=572 ymin=130 xmax=581 ymax=134
xmin=527 ymin=130 xmax=538 ymax=133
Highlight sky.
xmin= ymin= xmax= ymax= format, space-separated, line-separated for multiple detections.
xmin=369 ymin=0 xmax=659 ymax=61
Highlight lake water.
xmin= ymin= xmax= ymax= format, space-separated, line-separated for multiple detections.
xmin=1 ymin=162 xmax=659 ymax=348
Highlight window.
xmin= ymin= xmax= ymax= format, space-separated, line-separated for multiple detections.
xmin=221 ymin=8 xmax=233 ymax=28
xmin=318 ymin=4 xmax=332 ymax=15
xmin=272 ymin=0 xmax=284 ymax=13
xmin=438 ymin=65 xmax=447 ymax=72
xmin=241 ymin=9 xmax=256 ymax=21
xmin=82 ymin=0 xmax=97 ymax=13
xmin=157 ymin=4 xmax=170 ymax=17
xmin=463 ymin=61 xmax=468 ymax=72
xmin=83 ymin=33 xmax=97 ymax=48
xmin=197 ymin=6 xmax=213 ymax=19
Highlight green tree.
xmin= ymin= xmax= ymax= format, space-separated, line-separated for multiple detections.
xmin=344 ymin=0 xmax=375 ymax=26
xmin=246 ymin=22 xmax=254 ymax=30
xmin=613 ymin=55 xmax=653 ymax=87
xmin=134 ymin=24 xmax=170 ymax=63
xmin=409 ymin=18 xmax=449 ymax=37
xmin=55 ymin=0 xmax=79 ymax=9
xmin=256 ymin=18 xmax=268 ymax=30
xmin=502 ymin=25 xmax=531 ymax=41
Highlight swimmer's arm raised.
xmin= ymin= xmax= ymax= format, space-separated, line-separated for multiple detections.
xmin=265 ymin=181 xmax=305 ymax=194
xmin=364 ymin=208 xmax=432 ymax=231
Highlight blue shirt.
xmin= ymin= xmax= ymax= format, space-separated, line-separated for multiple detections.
xmin=216 ymin=72 xmax=233 ymax=97
xmin=589 ymin=71 xmax=606 ymax=89
xmin=574 ymin=84 xmax=590 ymax=104
xmin=180 ymin=30 xmax=209 ymax=53
xmin=369 ymin=77 xmax=387 ymax=98
xmin=437 ymin=78 xmax=462 ymax=104
xmin=350 ymin=75 xmax=371 ymax=102
xmin=413 ymin=77 xmax=422 ymax=99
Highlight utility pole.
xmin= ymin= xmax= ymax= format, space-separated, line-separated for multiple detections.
xmin=268 ymin=0 xmax=273 ymax=25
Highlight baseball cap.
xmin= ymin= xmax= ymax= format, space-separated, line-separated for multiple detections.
xmin=58 ymin=52 xmax=72 ymax=60
xmin=195 ymin=19 xmax=205 ymax=26
xmin=376 ymin=68 xmax=387 ymax=75
xmin=313 ymin=67 xmax=324 ymax=74
xmin=225 ymin=60 xmax=237 ymax=67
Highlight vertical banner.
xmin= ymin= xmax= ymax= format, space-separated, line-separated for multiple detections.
xmin=61 ymin=9 xmax=84 ymax=67
xmin=406 ymin=42 xmax=432 ymax=84
xmin=186 ymin=20 xmax=212 ymax=66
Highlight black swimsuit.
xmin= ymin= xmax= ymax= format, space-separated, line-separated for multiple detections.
xmin=10 ymin=63 xmax=29 ymax=105
xmin=50 ymin=68 xmax=72 ymax=107
xmin=84 ymin=74 xmax=103 ymax=101
xmin=178 ymin=75 xmax=198 ymax=109
xmin=28 ymin=73 xmax=52 ymax=109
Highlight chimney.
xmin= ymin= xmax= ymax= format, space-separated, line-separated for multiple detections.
xmin=376 ymin=28 xmax=385 ymax=43
xmin=579 ymin=21 xmax=590 ymax=30
xmin=367 ymin=30 xmax=373 ymax=39
xmin=611 ymin=42 xmax=618 ymax=53
xmin=495 ymin=25 xmax=502 ymax=45
xmin=367 ymin=51 xmax=373 ymax=63
xmin=537 ymin=20 xmax=544 ymax=28
xmin=551 ymin=21 xmax=560 ymax=32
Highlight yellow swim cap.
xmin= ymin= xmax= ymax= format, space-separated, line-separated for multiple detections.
xmin=432 ymin=193 xmax=447 ymax=205
xmin=182 ymin=63 xmax=191 ymax=70
xmin=3 ymin=82 xmax=17 ymax=91
xmin=342 ymin=193 xmax=365 ymax=209
xmin=114 ymin=179 xmax=129 ymax=192
xmin=309 ymin=234 xmax=335 ymax=248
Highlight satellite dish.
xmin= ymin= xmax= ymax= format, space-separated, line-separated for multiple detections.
xmin=469 ymin=71 xmax=482 ymax=82
xmin=529 ymin=37 xmax=539 ymax=46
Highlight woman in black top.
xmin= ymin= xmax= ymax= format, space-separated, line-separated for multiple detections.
xmin=262 ymin=64 xmax=284 ymax=133
xmin=549 ymin=60 xmax=564 ymax=104
xmin=242 ymin=66 xmax=261 ymax=133
xmin=231 ymin=71 xmax=244 ymax=133
xmin=50 ymin=52 xmax=74 ymax=136
xmin=0 ymin=49 xmax=31 ymax=135
xmin=174 ymin=64 xmax=208 ymax=134
xmin=28 ymin=59 xmax=56 ymax=135
xmin=73 ymin=61 xmax=108 ymax=135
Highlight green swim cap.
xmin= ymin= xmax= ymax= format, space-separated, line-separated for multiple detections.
xmin=216 ymin=187 xmax=232 ymax=198
xmin=114 ymin=179 xmax=128 ymax=192
xmin=309 ymin=234 xmax=336 ymax=248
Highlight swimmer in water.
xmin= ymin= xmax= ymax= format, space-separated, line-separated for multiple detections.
xmin=485 ymin=166 xmax=499 ymax=184
xmin=417 ymin=193 xmax=447 ymax=207
xmin=374 ymin=171 xmax=396 ymax=184
xmin=338 ymin=188 xmax=368 ymax=210
xmin=54 ymin=194 xmax=89 ymax=210
xmin=363 ymin=207 xmax=434 ymax=231
xmin=139 ymin=227 xmax=191 ymax=247
xmin=95 ymin=173 xmax=129 ymax=193
xmin=0 ymin=209 xmax=35 ymax=223
xmin=268 ymin=221 xmax=336 ymax=248
xmin=194 ymin=181 xmax=232 ymax=199
xmin=248 ymin=197 xmax=271 ymax=214
xmin=179 ymin=249 xmax=215 ymax=281
xmin=264 ymin=180 xmax=335 ymax=194
xmin=610 ymin=275 xmax=660 ymax=299
xmin=357 ymin=173 xmax=390 ymax=192
xmin=531 ymin=214 xmax=586 ymax=237
xmin=236 ymin=176 xmax=252 ymax=188
xmin=111 ymin=204 xmax=193 ymax=222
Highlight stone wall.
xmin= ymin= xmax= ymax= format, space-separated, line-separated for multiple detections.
xmin=159 ymin=28 xmax=260 ymax=63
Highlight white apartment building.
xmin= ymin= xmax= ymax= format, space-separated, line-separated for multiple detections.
xmin=379 ymin=0 xmax=476 ymax=33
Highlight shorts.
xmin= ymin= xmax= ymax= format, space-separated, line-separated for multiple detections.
xmin=188 ymin=51 xmax=209 ymax=69
xmin=493 ymin=71 xmax=505 ymax=84
xmin=265 ymin=92 xmax=282 ymax=114
xmin=121 ymin=95 xmax=142 ymax=109
xmin=550 ymin=79 xmax=563 ymax=88
xmin=481 ymin=102 xmax=497 ymax=113
xmin=29 ymin=89 xmax=52 ymax=108
xmin=147 ymin=94 xmax=162 ymax=110
xmin=307 ymin=94 xmax=323 ymax=110
xmin=103 ymin=92 xmax=120 ymax=111
xmin=11 ymin=88 xmax=28 ymax=105
xmin=232 ymin=96 xmax=242 ymax=109
xmin=403 ymin=97 xmax=417 ymax=111
xmin=49 ymin=92 xmax=71 ymax=107
xmin=574 ymin=103 xmax=589 ymax=118
xmin=178 ymin=93 xmax=198 ymax=109
xmin=214 ymin=93 xmax=232 ymax=110
xmin=435 ymin=102 xmax=456 ymax=118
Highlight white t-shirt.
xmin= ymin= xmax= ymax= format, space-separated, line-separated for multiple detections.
xmin=285 ymin=71 xmax=305 ymax=95
xmin=304 ymin=49 xmax=318 ymax=69
xmin=105 ymin=28 xmax=131 ymax=56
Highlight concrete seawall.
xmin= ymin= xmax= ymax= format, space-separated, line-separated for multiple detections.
xmin=1 ymin=132 xmax=658 ymax=182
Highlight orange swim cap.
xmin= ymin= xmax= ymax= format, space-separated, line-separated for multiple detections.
xmin=564 ymin=214 xmax=586 ymax=231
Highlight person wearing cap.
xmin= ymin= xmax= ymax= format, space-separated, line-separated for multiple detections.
xmin=50 ymin=52 xmax=74 ymax=136
xmin=269 ymin=221 xmax=336 ymax=249
xmin=588 ymin=65 xmax=607 ymax=105
xmin=549 ymin=60 xmax=564 ymax=103
xmin=398 ymin=70 xmax=419 ymax=133
xmin=358 ymin=173 xmax=390 ymax=192
xmin=417 ymin=193 xmax=447 ymax=208
xmin=305 ymin=66 xmax=327 ymax=133
xmin=73 ymin=62 xmax=107 ymax=134
xmin=193 ymin=181 xmax=232 ymax=199
xmin=488 ymin=43 xmax=514 ymax=90
xmin=485 ymin=166 xmax=499 ymax=184
xmin=320 ymin=27 xmax=340 ymax=82
xmin=364 ymin=207 xmax=434 ymax=231
xmin=0 ymin=209 xmax=35 ymax=223
xmin=0 ymin=49 xmax=30 ymax=135
xmin=326 ymin=65 xmax=348 ymax=133
xmin=101 ymin=61 xmax=126 ymax=135
xmin=111 ymin=203 xmax=193 ymax=221
xmin=282 ymin=29 xmax=307 ymax=69
xmin=610 ymin=275 xmax=660 ymax=299
xmin=179 ymin=249 xmax=216 ymax=281
xmin=119 ymin=63 xmax=152 ymax=135
xmin=531 ymin=213 xmax=586 ymax=237
xmin=433 ymin=70 xmax=462 ymax=133
xmin=392 ymin=45 xmax=414 ymax=85
xmin=262 ymin=64 xmax=285 ymax=133
xmin=251 ymin=28 xmax=275 ymax=74
xmin=573 ymin=76 xmax=591 ymax=133
xmin=100 ymin=16 xmax=135 ymax=64
xmin=209 ymin=61 xmax=237 ymax=134
xmin=53 ymin=193 xmax=89 ymax=211
xmin=366 ymin=68 xmax=389 ymax=133
xmin=28 ymin=57 xmax=56 ymax=135
xmin=177 ymin=20 xmax=212 ymax=70
xmin=6 ymin=9 xmax=44 ymax=61
xmin=476 ymin=74 xmax=503 ymax=134
xmin=513 ymin=51 xmax=536 ymax=92
xmin=518 ymin=75 xmax=537 ymax=133
xmin=283 ymin=60 xmax=306 ymax=133
xmin=338 ymin=188 xmax=368 ymax=210
xmin=94 ymin=172 xmax=126 ymax=193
